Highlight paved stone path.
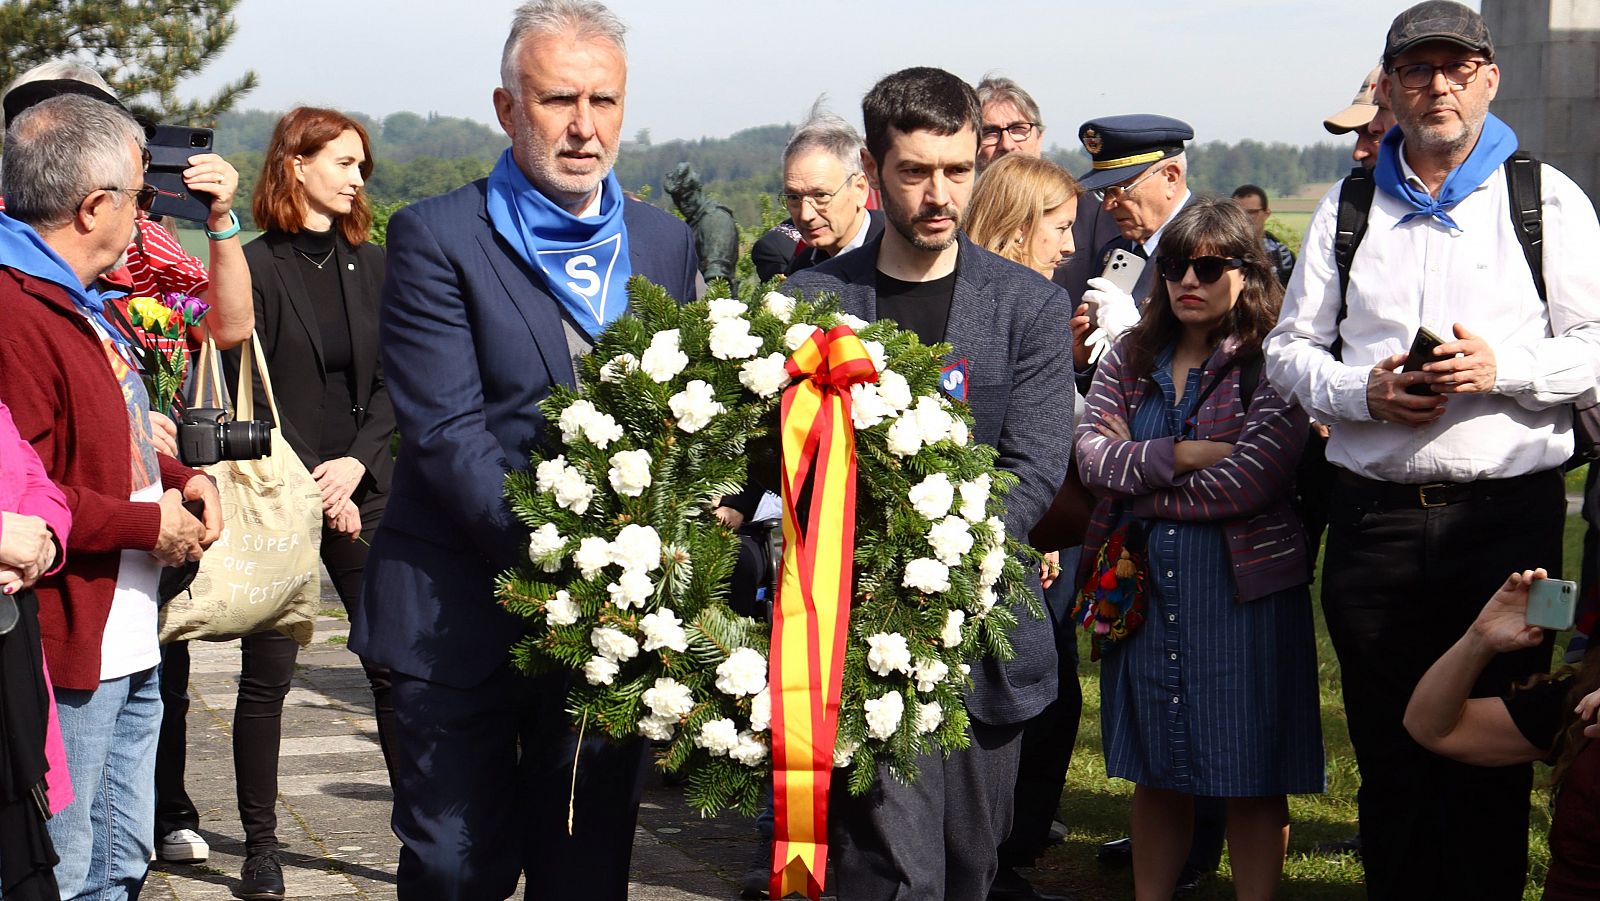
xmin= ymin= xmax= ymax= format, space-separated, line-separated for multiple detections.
xmin=139 ymin=611 xmax=769 ymax=901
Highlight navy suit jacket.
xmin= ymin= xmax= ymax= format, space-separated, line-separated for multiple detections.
xmin=786 ymin=234 xmax=1075 ymax=726
xmin=353 ymin=179 xmax=697 ymax=688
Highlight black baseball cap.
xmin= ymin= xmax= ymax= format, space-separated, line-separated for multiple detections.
xmin=1383 ymin=1 xmax=1494 ymax=66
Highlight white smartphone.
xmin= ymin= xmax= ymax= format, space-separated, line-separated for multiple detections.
xmin=1101 ymin=248 xmax=1146 ymax=297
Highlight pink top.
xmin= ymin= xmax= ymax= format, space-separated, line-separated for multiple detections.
xmin=0 ymin=396 xmax=73 ymax=813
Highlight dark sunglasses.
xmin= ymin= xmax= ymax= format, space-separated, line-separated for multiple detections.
xmin=1156 ymin=255 xmax=1245 ymax=284
xmin=87 ymin=183 xmax=159 ymax=213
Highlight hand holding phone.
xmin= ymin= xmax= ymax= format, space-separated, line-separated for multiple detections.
xmin=1401 ymin=326 xmax=1445 ymax=396
xmin=1526 ymin=577 xmax=1579 ymax=631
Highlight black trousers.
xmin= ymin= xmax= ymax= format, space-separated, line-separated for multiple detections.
xmin=155 ymin=496 xmax=399 ymax=850
xmin=1322 ymin=469 xmax=1564 ymax=901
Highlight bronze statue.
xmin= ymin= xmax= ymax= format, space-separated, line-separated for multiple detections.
xmin=663 ymin=162 xmax=739 ymax=284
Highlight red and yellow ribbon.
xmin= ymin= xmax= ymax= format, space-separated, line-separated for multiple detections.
xmin=769 ymin=324 xmax=878 ymax=900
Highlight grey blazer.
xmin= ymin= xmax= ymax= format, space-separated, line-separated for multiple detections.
xmin=787 ymin=233 xmax=1076 ymax=726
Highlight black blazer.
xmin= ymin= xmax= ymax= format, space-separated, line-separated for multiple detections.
xmin=234 ymin=230 xmax=396 ymax=495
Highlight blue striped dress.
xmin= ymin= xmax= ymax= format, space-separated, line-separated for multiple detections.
xmin=1099 ymin=349 xmax=1325 ymax=796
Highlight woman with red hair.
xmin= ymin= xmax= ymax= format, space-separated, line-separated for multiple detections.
xmin=163 ymin=107 xmax=397 ymax=900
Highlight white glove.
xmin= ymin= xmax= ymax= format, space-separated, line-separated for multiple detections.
xmin=1084 ymin=277 xmax=1142 ymax=340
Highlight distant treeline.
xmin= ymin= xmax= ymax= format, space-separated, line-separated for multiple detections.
xmin=212 ymin=109 xmax=1354 ymax=230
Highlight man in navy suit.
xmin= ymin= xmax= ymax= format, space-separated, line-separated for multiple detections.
xmin=787 ymin=66 xmax=1074 ymax=901
xmin=353 ymin=2 xmax=696 ymax=899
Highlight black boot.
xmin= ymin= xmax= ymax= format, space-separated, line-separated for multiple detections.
xmin=238 ymin=850 xmax=285 ymax=901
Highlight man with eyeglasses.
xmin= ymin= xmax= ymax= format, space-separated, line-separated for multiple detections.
xmin=1071 ymin=115 xmax=1195 ymax=377
xmin=975 ymin=76 xmax=1043 ymax=173
xmin=1266 ymin=3 xmax=1600 ymax=897
xmin=0 ymin=92 xmax=222 ymax=900
xmin=781 ymin=109 xmax=880 ymax=275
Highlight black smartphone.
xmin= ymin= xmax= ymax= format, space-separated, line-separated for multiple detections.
xmin=145 ymin=125 xmax=216 ymax=223
xmin=1400 ymin=326 xmax=1446 ymax=396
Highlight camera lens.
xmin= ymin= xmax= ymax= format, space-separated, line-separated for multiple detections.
xmin=191 ymin=133 xmax=209 ymax=148
xmin=220 ymin=419 xmax=272 ymax=460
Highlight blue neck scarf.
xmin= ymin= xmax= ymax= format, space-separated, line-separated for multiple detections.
xmin=0 ymin=211 xmax=129 ymax=346
xmin=1374 ymin=112 xmax=1518 ymax=230
xmin=485 ymin=149 xmax=632 ymax=338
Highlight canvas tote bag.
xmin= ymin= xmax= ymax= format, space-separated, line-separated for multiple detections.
xmin=158 ymin=331 xmax=323 ymax=646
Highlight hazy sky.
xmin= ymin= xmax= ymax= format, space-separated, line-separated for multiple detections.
xmin=184 ymin=0 xmax=1486 ymax=150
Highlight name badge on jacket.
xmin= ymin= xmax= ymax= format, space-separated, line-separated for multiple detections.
xmin=941 ymin=359 xmax=969 ymax=403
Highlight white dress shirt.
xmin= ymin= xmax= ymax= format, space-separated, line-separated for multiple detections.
xmin=1265 ymin=147 xmax=1600 ymax=483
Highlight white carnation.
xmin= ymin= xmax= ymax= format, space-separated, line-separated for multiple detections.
xmin=949 ymin=416 xmax=969 ymax=447
xmin=978 ymin=588 xmax=999 ymax=613
xmin=738 ymin=352 xmax=791 ymax=398
xmin=606 ymin=569 xmax=655 ymax=610
xmin=865 ymin=632 xmax=913 ymax=677
xmin=864 ymin=691 xmax=904 ymax=741
xmin=902 ymin=557 xmax=952 ymax=594
xmin=927 ymin=515 xmax=974 ymax=566
xmin=639 ymin=607 xmax=689 ymax=652
xmin=785 ymin=323 xmax=819 ymax=351
xmin=912 ymin=396 xmax=955 ymax=446
xmin=590 ymin=626 xmax=640 ymax=662
xmin=877 ymin=369 xmax=912 ymax=412
xmin=715 ymin=647 xmax=768 ymax=698
xmin=609 ymin=523 xmax=663 ymax=573
xmin=607 ymin=449 xmax=654 ymax=497
xmin=696 ymin=718 xmax=741 ymax=755
xmin=730 ymin=731 xmax=768 ymax=767
xmin=638 ymin=714 xmax=676 ymax=741
xmin=706 ymin=297 xmax=748 ymax=321
xmin=850 ymin=382 xmax=894 ymax=431
xmin=941 ymin=609 xmax=966 ymax=648
xmin=558 ymin=400 xmax=623 ymax=449
xmin=552 ymin=467 xmax=595 ymax=515
xmin=535 ymin=456 xmax=569 ymax=492
xmin=668 ymin=379 xmax=726 ymax=434
xmin=913 ymin=657 xmax=950 ymax=693
xmin=709 ymin=316 xmax=764 ymax=360
xmin=908 ymin=473 xmax=955 ymax=520
xmin=836 ymin=313 xmax=869 ymax=332
xmin=584 ymin=655 xmax=619 ymax=685
xmin=749 ymin=687 xmax=771 ymax=732
xmin=861 ymin=340 xmax=887 ymax=375
xmin=915 ymin=700 xmax=944 ymax=734
xmin=527 ymin=522 xmax=564 ymax=572
xmin=959 ymin=474 xmax=992 ymax=522
xmin=979 ymin=545 xmax=1007 ymax=589
xmin=640 ymin=329 xmax=689 ymax=383
xmin=884 ymin=414 xmax=923 ymax=457
xmin=833 ymin=739 xmax=860 ymax=768
xmin=573 ymin=536 xmax=613 ymax=579
xmin=641 ymin=677 xmax=695 ymax=719
xmin=985 ymin=516 xmax=1008 ymax=548
xmin=599 ymin=353 xmax=638 ymax=383
xmin=763 ymin=291 xmax=795 ymax=322
xmin=544 ymin=590 xmax=579 ymax=627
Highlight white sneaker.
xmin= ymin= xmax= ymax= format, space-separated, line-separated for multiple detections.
xmin=157 ymin=828 xmax=209 ymax=864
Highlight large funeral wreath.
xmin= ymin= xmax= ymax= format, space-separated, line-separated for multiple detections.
xmin=499 ymin=277 xmax=1040 ymax=816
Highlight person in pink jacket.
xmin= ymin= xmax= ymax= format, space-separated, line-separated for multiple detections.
xmin=0 ymin=394 xmax=72 ymax=900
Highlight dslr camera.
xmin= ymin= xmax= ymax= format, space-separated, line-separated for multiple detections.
xmin=178 ymin=407 xmax=271 ymax=466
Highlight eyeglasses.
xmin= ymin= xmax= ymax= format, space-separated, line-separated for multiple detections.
xmin=1390 ymin=59 xmax=1490 ymax=90
xmin=1092 ymin=164 xmax=1164 ymax=203
xmin=1156 ymin=255 xmax=1245 ymax=284
xmin=979 ymin=122 xmax=1037 ymax=146
xmin=780 ymin=174 xmax=857 ymax=212
xmin=91 ymin=184 xmax=158 ymax=212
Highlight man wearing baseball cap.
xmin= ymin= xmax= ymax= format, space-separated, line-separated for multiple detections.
xmin=1267 ymin=3 xmax=1600 ymax=897
xmin=1323 ymin=64 xmax=1398 ymax=170
xmin=1071 ymin=114 xmax=1195 ymax=374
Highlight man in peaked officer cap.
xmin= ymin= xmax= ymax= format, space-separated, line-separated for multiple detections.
xmin=1072 ymin=114 xmax=1195 ymax=374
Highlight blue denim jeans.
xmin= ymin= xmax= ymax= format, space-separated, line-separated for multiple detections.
xmin=47 ymin=665 xmax=161 ymax=901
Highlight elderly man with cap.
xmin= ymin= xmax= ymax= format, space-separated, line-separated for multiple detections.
xmin=1071 ymin=114 xmax=1194 ymax=377
xmin=1267 ymin=2 xmax=1600 ymax=897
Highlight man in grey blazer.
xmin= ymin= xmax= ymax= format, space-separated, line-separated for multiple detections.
xmin=786 ymin=66 xmax=1075 ymax=901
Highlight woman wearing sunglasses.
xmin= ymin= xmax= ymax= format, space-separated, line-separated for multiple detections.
xmin=1074 ymin=197 xmax=1323 ymax=900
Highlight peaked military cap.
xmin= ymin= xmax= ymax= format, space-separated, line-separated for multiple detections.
xmin=1075 ymin=114 xmax=1194 ymax=192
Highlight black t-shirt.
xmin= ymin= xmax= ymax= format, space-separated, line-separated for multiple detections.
xmin=1502 ymin=676 xmax=1567 ymax=758
xmin=875 ymin=269 xmax=956 ymax=346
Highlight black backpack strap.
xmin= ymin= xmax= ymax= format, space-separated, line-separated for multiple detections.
xmin=1505 ymin=150 xmax=1546 ymax=303
xmin=1238 ymin=355 xmax=1263 ymax=409
xmin=1331 ymin=166 xmax=1375 ymax=361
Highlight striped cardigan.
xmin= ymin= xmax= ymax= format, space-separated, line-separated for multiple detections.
xmin=1075 ymin=337 xmax=1311 ymax=602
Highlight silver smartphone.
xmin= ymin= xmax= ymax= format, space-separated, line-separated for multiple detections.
xmin=1085 ymin=249 xmax=1146 ymax=320
xmin=1525 ymin=578 xmax=1579 ymax=631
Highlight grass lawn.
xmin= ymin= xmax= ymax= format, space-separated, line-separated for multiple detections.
xmin=1030 ymin=500 xmax=1591 ymax=900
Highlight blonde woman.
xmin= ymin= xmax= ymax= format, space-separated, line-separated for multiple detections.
xmin=965 ymin=153 xmax=1081 ymax=278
